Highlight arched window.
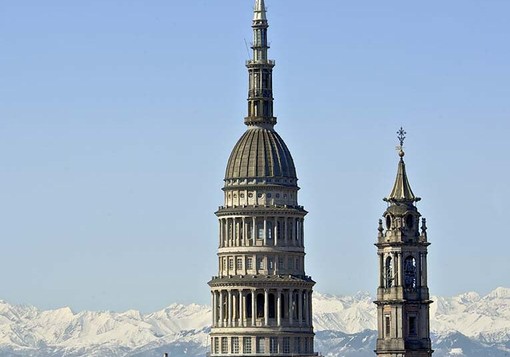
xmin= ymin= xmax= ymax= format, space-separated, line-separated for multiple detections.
xmin=385 ymin=256 xmax=394 ymax=288
xmin=404 ymin=256 xmax=417 ymax=289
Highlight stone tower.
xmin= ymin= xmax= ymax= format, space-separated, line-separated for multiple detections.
xmin=375 ymin=129 xmax=433 ymax=357
xmin=208 ymin=1 xmax=318 ymax=356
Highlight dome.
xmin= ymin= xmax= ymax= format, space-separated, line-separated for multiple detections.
xmin=225 ymin=127 xmax=297 ymax=181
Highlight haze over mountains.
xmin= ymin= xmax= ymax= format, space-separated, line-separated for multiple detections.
xmin=1 ymin=288 xmax=509 ymax=357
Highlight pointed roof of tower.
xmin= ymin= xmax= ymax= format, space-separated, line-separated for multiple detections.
xmin=385 ymin=128 xmax=421 ymax=203
xmin=253 ymin=0 xmax=267 ymax=21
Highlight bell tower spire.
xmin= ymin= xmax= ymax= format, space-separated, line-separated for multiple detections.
xmin=375 ymin=128 xmax=433 ymax=357
xmin=245 ymin=0 xmax=276 ymax=127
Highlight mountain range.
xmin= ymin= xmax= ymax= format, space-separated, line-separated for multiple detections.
xmin=1 ymin=288 xmax=509 ymax=356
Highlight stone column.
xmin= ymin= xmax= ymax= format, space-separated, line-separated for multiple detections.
xmin=251 ymin=289 xmax=256 ymax=326
xmin=226 ymin=219 xmax=230 ymax=247
xmin=297 ymin=219 xmax=301 ymax=246
xmin=397 ymin=252 xmax=403 ymax=286
xmin=293 ymin=218 xmax=298 ymax=246
xmin=288 ymin=290 xmax=293 ymax=326
xmin=304 ymin=291 xmax=309 ymax=325
xmin=264 ymin=289 xmax=269 ymax=326
xmin=220 ymin=219 xmax=224 ymax=247
xmin=237 ymin=218 xmax=241 ymax=247
xmin=252 ymin=217 xmax=256 ymax=244
xmin=219 ymin=291 xmax=224 ymax=327
xmin=218 ymin=219 xmax=222 ymax=248
xmin=290 ymin=218 xmax=295 ymax=245
xmin=299 ymin=218 xmax=305 ymax=247
xmin=423 ymin=252 xmax=428 ymax=286
xmin=298 ymin=289 xmax=303 ymax=323
xmin=379 ymin=253 xmax=384 ymax=288
xmin=211 ymin=291 xmax=216 ymax=327
xmin=263 ymin=218 xmax=267 ymax=245
xmin=233 ymin=291 xmax=237 ymax=326
xmin=241 ymin=290 xmax=246 ymax=327
xmin=284 ymin=217 xmax=288 ymax=245
xmin=308 ymin=291 xmax=313 ymax=326
xmin=242 ymin=217 xmax=246 ymax=246
xmin=277 ymin=289 xmax=282 ymax=326
xmin=274 ymin=217 xmax=279 ymax=246
xmin=417 ymin=253 xmax=422 ymax=288
xmin=228 ymin=290 xmax=233 ymax=327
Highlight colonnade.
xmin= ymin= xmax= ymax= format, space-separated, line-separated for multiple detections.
xmin=211 ymin=288 xmax=313 ymax=328
xmin=219 ymin=216 xmax=304 ymax=248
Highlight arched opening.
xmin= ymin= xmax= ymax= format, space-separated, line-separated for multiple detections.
xmin=385 ymin=256 xmax=394 ymax=288
xmin=404 ymin=256 xmax=417 ymax=289
xmin=222 ymin=292 xmax=227 ymax=321
xmin=257 ymin=222 xmax=264 ymax=239
xmin=386 ymin=215 xmax=392 ymax=229
xmin=268 ymin=293 xmax=276 ymax=318
xmin=246 ymin=293 xmax=252 ymax=318
xmin=266 ymin=221 xmax=273 ymax=240
xmin=256 ymin=293 xmax=264 ymax=318
xmin=292 ymin=291 xmax=299 ymax=319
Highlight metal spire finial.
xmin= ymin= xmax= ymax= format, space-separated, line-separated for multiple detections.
xmin=253 ymin=0 xmax=267 ymax=21
xmin=396 ymin=127 xmax=406 ymax=158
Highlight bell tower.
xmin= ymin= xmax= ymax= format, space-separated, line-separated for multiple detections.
xmin=375 ymin=128 xmax=433 ymax=357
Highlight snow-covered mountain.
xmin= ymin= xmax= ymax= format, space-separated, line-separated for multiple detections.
xmin=1 ymin=288 xmax=509 ymax=356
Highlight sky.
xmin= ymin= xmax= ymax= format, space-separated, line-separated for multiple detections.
xmin=1 ymin=0 xmax=509 ymax=313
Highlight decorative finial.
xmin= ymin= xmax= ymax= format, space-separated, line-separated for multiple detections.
xmin=396 ymin=127 xmax=406 ymax=158
xmin=378 ymin=219 xmax=384 ymax=238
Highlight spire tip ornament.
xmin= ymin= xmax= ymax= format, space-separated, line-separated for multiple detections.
xmin=397 ymin=127 xmax=406 ymax=158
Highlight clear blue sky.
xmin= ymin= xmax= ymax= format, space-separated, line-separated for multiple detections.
xmin=1 ymin=0 xmax=509 ymax=313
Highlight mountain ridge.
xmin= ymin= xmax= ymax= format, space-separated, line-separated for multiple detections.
xmin=1 ymin=287 xmax=509 ymax=356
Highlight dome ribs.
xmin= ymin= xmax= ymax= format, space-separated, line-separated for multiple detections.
xmin=224 ymin=128 xmax=297 ymax=182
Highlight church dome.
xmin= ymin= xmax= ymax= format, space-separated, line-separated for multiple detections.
xmin=225 ymin=127 xmax=297 ymax=181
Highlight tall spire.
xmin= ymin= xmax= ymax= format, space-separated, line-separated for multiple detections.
xmin=245 ymin=0 xmax=276 ymax=127
xmin=253 ymin=0 xmax=267 ymax=21
xmin=385 ymin=127 xmax=420 ymax=203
